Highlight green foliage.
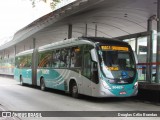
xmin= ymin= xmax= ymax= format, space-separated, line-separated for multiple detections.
xmin=30 ymin=0 xmax=61 ymax=10
xmin=30 ymin=0 xmax=35 ymax=8
xmin=50 ymin=0 xmax=61 ymax=10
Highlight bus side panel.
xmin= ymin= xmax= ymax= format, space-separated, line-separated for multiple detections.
xmin=14 ymin=68 xmax=32 ymax=85
xmin=37 ymin=68 xmax=65 ymax=91
xmin=14 ymin=68 xmax=20 ymax=82
xmin=22 ymin=68 xmax=32 ymax=85
xmin=37 ymin=68 xmax=84 ymax=94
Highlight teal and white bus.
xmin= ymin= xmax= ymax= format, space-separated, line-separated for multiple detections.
xmin=14 ymin=37 xmax=138 ymax=98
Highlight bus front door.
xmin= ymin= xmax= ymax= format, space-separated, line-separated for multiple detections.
xmin=82 ymin=52 xmax=92 ymax=96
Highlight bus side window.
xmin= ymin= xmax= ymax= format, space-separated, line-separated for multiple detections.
xmin=83 ymin=52 xmax=91 ymax=79
xmin=82 ymin=45 xmax=94 ymax=79
xmin=54 ymin=50 xmax=61 ymax=68
xmin=52 ymin=51 xmax=58 ymax=68
xmin=38 ymin=51 xmax=52 ymax=68
xmin=19 ymin=56 xmax=28 ymax=68
xmin=27 ymin=55 xmax=32 ymax=68
xmin=70 ymin=46 xmax=82 ymax=68
xmin=59 ymin=48 xmax=70 ymax=68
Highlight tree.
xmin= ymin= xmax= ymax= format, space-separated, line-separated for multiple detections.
xmin=30 ymin=0 xmax=61 ymax=10
xmin=50 ymin=0 xmax=61 ymax=10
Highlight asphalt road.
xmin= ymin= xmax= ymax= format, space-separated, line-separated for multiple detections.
xmin=0 ymin=76 xmax=160 ymax=120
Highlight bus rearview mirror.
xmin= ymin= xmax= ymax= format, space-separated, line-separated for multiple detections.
xmin=91 ymin=49 xmax=98 ymax=62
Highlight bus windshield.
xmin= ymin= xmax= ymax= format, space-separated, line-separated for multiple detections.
xmin=99 ymin=45 xmax=136 ymax=82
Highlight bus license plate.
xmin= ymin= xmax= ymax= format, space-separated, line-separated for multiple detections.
xmin=120 ymin=91 xmax=126 ymax=95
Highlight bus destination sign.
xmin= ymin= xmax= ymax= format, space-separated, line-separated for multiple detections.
xmin=101 ymin=46 xmax=129 ymax=51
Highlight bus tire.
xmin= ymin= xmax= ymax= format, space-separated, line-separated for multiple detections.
xmin=70 ymin=82 xmax=79 ymax=98
xmin=20 ymin=75 xmax=24 ymax=86
xmin=40 ymin=78 xmax=46 ymax=91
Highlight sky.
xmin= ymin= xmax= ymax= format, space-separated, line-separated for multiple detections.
xmin=0 ymin=0 xmax=76 ymax=45
xmin=0 ymin=0 xmax=52 ymax=44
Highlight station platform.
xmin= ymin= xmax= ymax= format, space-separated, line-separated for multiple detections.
xmin=139 ymin=82 xmax=160 ymax=91
xmin=136 ymin=82 xmax=160 ymax=103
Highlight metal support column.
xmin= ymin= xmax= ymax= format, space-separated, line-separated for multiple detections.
xmin=33 ymin=38 xmax=36 ymax=49
xmin=14 ymin=45 xmax=16 ymax=56
xmin=32 ymin=38 xmax=37 ymax=86
xmin=14 ymin=45 xmax=16 ymax=65
xmin=146 ymin=17 xmax=154 ymax=83
xmin=95 ymin=24 xmax=97 ymax=37
xmin=3 ymin=50 xmax=5 ymax=59
xmin=68 ymin=24 xmax=72 ymax=39
xmin=85 ymin=24 xmax=88 ymax=37
xmin=156 ymin=0 xmax=160 ymax=83
xmin=135 ymin=37 xmax=138 ymax=54
xmin=24 ymin=45 xmax=25 ymax=51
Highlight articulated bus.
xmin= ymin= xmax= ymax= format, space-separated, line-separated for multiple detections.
xmin=14 ymin=37 xmax=138 ymax=98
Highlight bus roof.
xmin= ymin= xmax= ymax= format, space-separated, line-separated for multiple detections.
xmin=38 ymin=37 xmax=129 ymax=52
xmin=38 ymin=38 xmax=79 ymax=52
xmin=16 ymin=37 xmax=130 ymax=55
xmin=79 ymin=37 xmax=129 ymax=46
xmin=16 ymin=49 xmax=34 ymax=57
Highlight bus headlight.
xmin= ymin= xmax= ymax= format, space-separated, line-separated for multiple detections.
xmin=102 ymin=80 xmax=111 ymax=89
xmin=133 ymin=82 xmax=138 ymax=89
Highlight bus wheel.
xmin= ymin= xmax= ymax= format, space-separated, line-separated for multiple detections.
xmin=20 ymin=76 xmax=24 ymax=86
xmin=71 ymin=82 xmax=79 ymax=98
xmin=40 ymin=78 xmax=46 ymax=91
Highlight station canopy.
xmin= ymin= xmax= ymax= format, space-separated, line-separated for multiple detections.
xmin=0 ymin=0 xmax=157 ymax=50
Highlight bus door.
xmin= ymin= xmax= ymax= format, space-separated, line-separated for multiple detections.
xmin=82 ymin=51 xmax=92 ymax=96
